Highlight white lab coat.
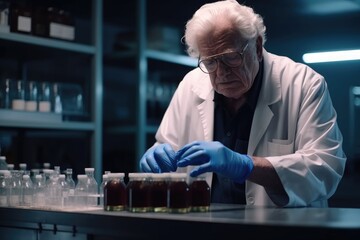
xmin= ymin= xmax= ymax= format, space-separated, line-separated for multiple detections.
xmin=153 ymin=49 xmax=346 ymax=207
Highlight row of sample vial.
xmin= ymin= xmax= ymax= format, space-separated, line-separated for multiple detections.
xmin=0 ymin=78 xmax=61 ymax=113
xmin=0 ymin=165 xmax=100 ymax=210
xmin=102 ymin=172 xmax=211 ymax=213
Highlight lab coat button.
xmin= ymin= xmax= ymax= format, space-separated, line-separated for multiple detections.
xmin=226 ymin=132 xmax=231 ymax=137
xmin=247 ymin=197 xmax=254 ymax=205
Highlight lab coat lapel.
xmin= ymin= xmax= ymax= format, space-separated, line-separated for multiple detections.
xmin=248 ymin=49 xmax=281 ymax=155
xmin=196 ymin=89 xmax=215 ymax=142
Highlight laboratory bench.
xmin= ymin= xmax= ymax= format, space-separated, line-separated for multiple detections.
xmin=0 ymin=204 xmax=359 ymax=240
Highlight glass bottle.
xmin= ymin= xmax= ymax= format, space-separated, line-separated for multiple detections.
xmin=189 ymin=174 xmax=211 ymax=212
xmin=150 ymin=173 xmax=169 ymax=213
xmin=64 ymin=168 xmax=76 ymax=208
xmin=45 ymin=169 xmax=62 ymax=208
xmin=25 ymin=81 xmax=38 ymax=111
xmin=74 ymin=174 xmax=88 ymax=208
xmin=85 ymin=168 xmax=99 ymax=207
xmin=99 ymin=173 xmax=109 ymax=207
xmin=104 ymin=173 xmax=127 ymax=211
xmin=0 ymin=78 xmax=11 ymax=109
xmin=9 ymin=2 xmax=32 ymax=34
xmin=12 ymin=79 xmax=25 ymax=111
xmin=52 ymin=83 xmax=62 ymax=113
xmin=9 ymin=170 xmax=22 ymax=207
xmin=19 ymin=163 xmax=29 ymax=176
xmin=39 ymin=82 xmax=51 ymax=112
xmin=0 ymin=156 xmax=7 ymax=170
xmin=33 ymin=174 xmax=46 ymax=208
xmin=0 ymin=170 xmax=11 ymax=207
xmin=167 ymin=173 xmax=191 ymax=213
xmin=21 ymin=174 xmax=34 ymax=207
xmin=126 ymin=172 xmax=152 ymax=213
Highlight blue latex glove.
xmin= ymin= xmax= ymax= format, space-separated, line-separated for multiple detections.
xmin=139 ymin=143 xmax=177 ymax=173
xmin=176 ymin=141 xmax=254 ymax=183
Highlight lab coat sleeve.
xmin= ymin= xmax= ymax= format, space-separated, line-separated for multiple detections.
xmin=266 ymin=70 xmax=346 ymax=207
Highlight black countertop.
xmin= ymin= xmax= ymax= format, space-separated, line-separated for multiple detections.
xmin=1 ymin=204 xmax=360 ymax=239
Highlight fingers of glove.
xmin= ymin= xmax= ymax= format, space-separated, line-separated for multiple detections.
xmin=153 ymin=144 xmax=176 ymax=172
xmin=189 ymin=162 xmax=213 ymax=177
xmin=139 ymin=156 xmax=152 ymax=172
xmin=177 ymin=150 xmax=209 ymax=167
xmin=163 ymin=144 xmax=177 ymax=162
xmin=145 ymin=154 xmax=162 ymax=173
xmin=175 ymin=141 xmax=201 ymax=160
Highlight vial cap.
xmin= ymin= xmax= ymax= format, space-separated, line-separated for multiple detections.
xmin=169 ymin=172 xmax=187 ymax=179
xmin=108 ymin=173 xmax=125 ymax=179
xmin=128 ymin=172 xmax=150 ymax=180
xmin=22 ymin=175 xmax=30 ymax=180
xmin=0 ymin=170 xmax=11 ymax=176
xmin=150 ymin=173 xmax=170 ymax=180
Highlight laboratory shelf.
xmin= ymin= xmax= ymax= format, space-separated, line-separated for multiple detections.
xmin=0 ymin=32 xmax=96 ymax=54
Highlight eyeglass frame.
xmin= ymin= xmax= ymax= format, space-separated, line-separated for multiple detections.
xmin=197 ymin=42 xmax=249 ymax=74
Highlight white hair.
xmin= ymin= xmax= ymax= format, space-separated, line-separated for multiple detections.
xmin=184 ymin=0 xmax=266 ymax=58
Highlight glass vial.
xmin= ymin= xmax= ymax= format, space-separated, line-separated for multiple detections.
xmin=104 ymin=173 xmax=126 ymax=211
xmin=0 ymin=156 xmax=8 ymax=170
xmin=126 ymin=173 xmax=152 ymax=213
xmin=12 ymin=79 xmax=25 ymax=111
xmin=64 ymin=168 xmax=76 ymax=208
xmin=0 ymin=78 xmax=11 ymax=109
xmin=99 ymin=173 xmax=109 ymax=207
xmin=33 ymin=174 xmax=46 ymax=208
xmin=84 ymin=168 xmax=99 ymax=207
xmin=0 ymin=170 xmax=11 ymax=207
xmin=25 ymin=81 xmax=38 ymax=111
xmin=74 ymin=174 xmax=88 ymax=208
xmin=39 ymin=82 xmax=51 ymax=112
xmin=189 ymin=175 xmax=211 ymax=212
xmin=167 ymin=173 xmax=191 ymax=213
xmin=21 ymin=174 xmax=34 ymax=207
xmin=150 ymin=173 xmax=169 ymax=213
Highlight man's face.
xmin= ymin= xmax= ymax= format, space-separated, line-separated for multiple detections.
xmin=198 ymin=26 xmax=261 ymax=100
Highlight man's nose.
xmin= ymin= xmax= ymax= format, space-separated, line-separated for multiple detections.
xmin=216 ymin=60 xmax=231 ymax=76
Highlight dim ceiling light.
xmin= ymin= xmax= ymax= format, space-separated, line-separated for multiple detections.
xmin=302 ymin=49 xmax=360 ymax=63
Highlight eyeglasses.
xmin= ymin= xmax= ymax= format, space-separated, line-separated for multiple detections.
xmin=198 ymin=43 xmax=249 ymax=74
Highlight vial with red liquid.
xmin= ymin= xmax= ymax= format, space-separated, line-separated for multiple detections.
xmin=150 ymin=173 xmax=169 ymax=213
xmin=104 ymin=173 xmax=126 ymax=211
xmin=127 ymin=173 xmax=152 ymax=212
xmin=189 ymin=174 xmax=210 ymax=212
xmin=167 ymin=173 xmax=190 ymax=213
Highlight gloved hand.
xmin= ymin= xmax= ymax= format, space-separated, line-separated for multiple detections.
xmin=176 ymin=141 xmax=254 ymax=183
xmin=139 ymin=143 xmax=177 ymax=173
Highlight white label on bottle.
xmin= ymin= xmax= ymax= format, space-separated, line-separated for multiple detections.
xmin=50 ymin=22 xmax=74 ymax=40
xmin=12 ymin=99 xmax=25 ymax=110
xmin=49 ymin=22 xmax=62 ymax=38
xmin=61 ymin=25 xmax=75 ymax=40
xmin=17 ymin=16 xmax=31 ymax=32
xmin=39 ymin=101 xmax=51 ymax=112
xmin=25 ymin=101 xmax=37 ymax=111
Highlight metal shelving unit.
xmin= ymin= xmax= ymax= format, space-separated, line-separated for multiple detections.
xmin=0 ymin=0 xmax=103 ymax=182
